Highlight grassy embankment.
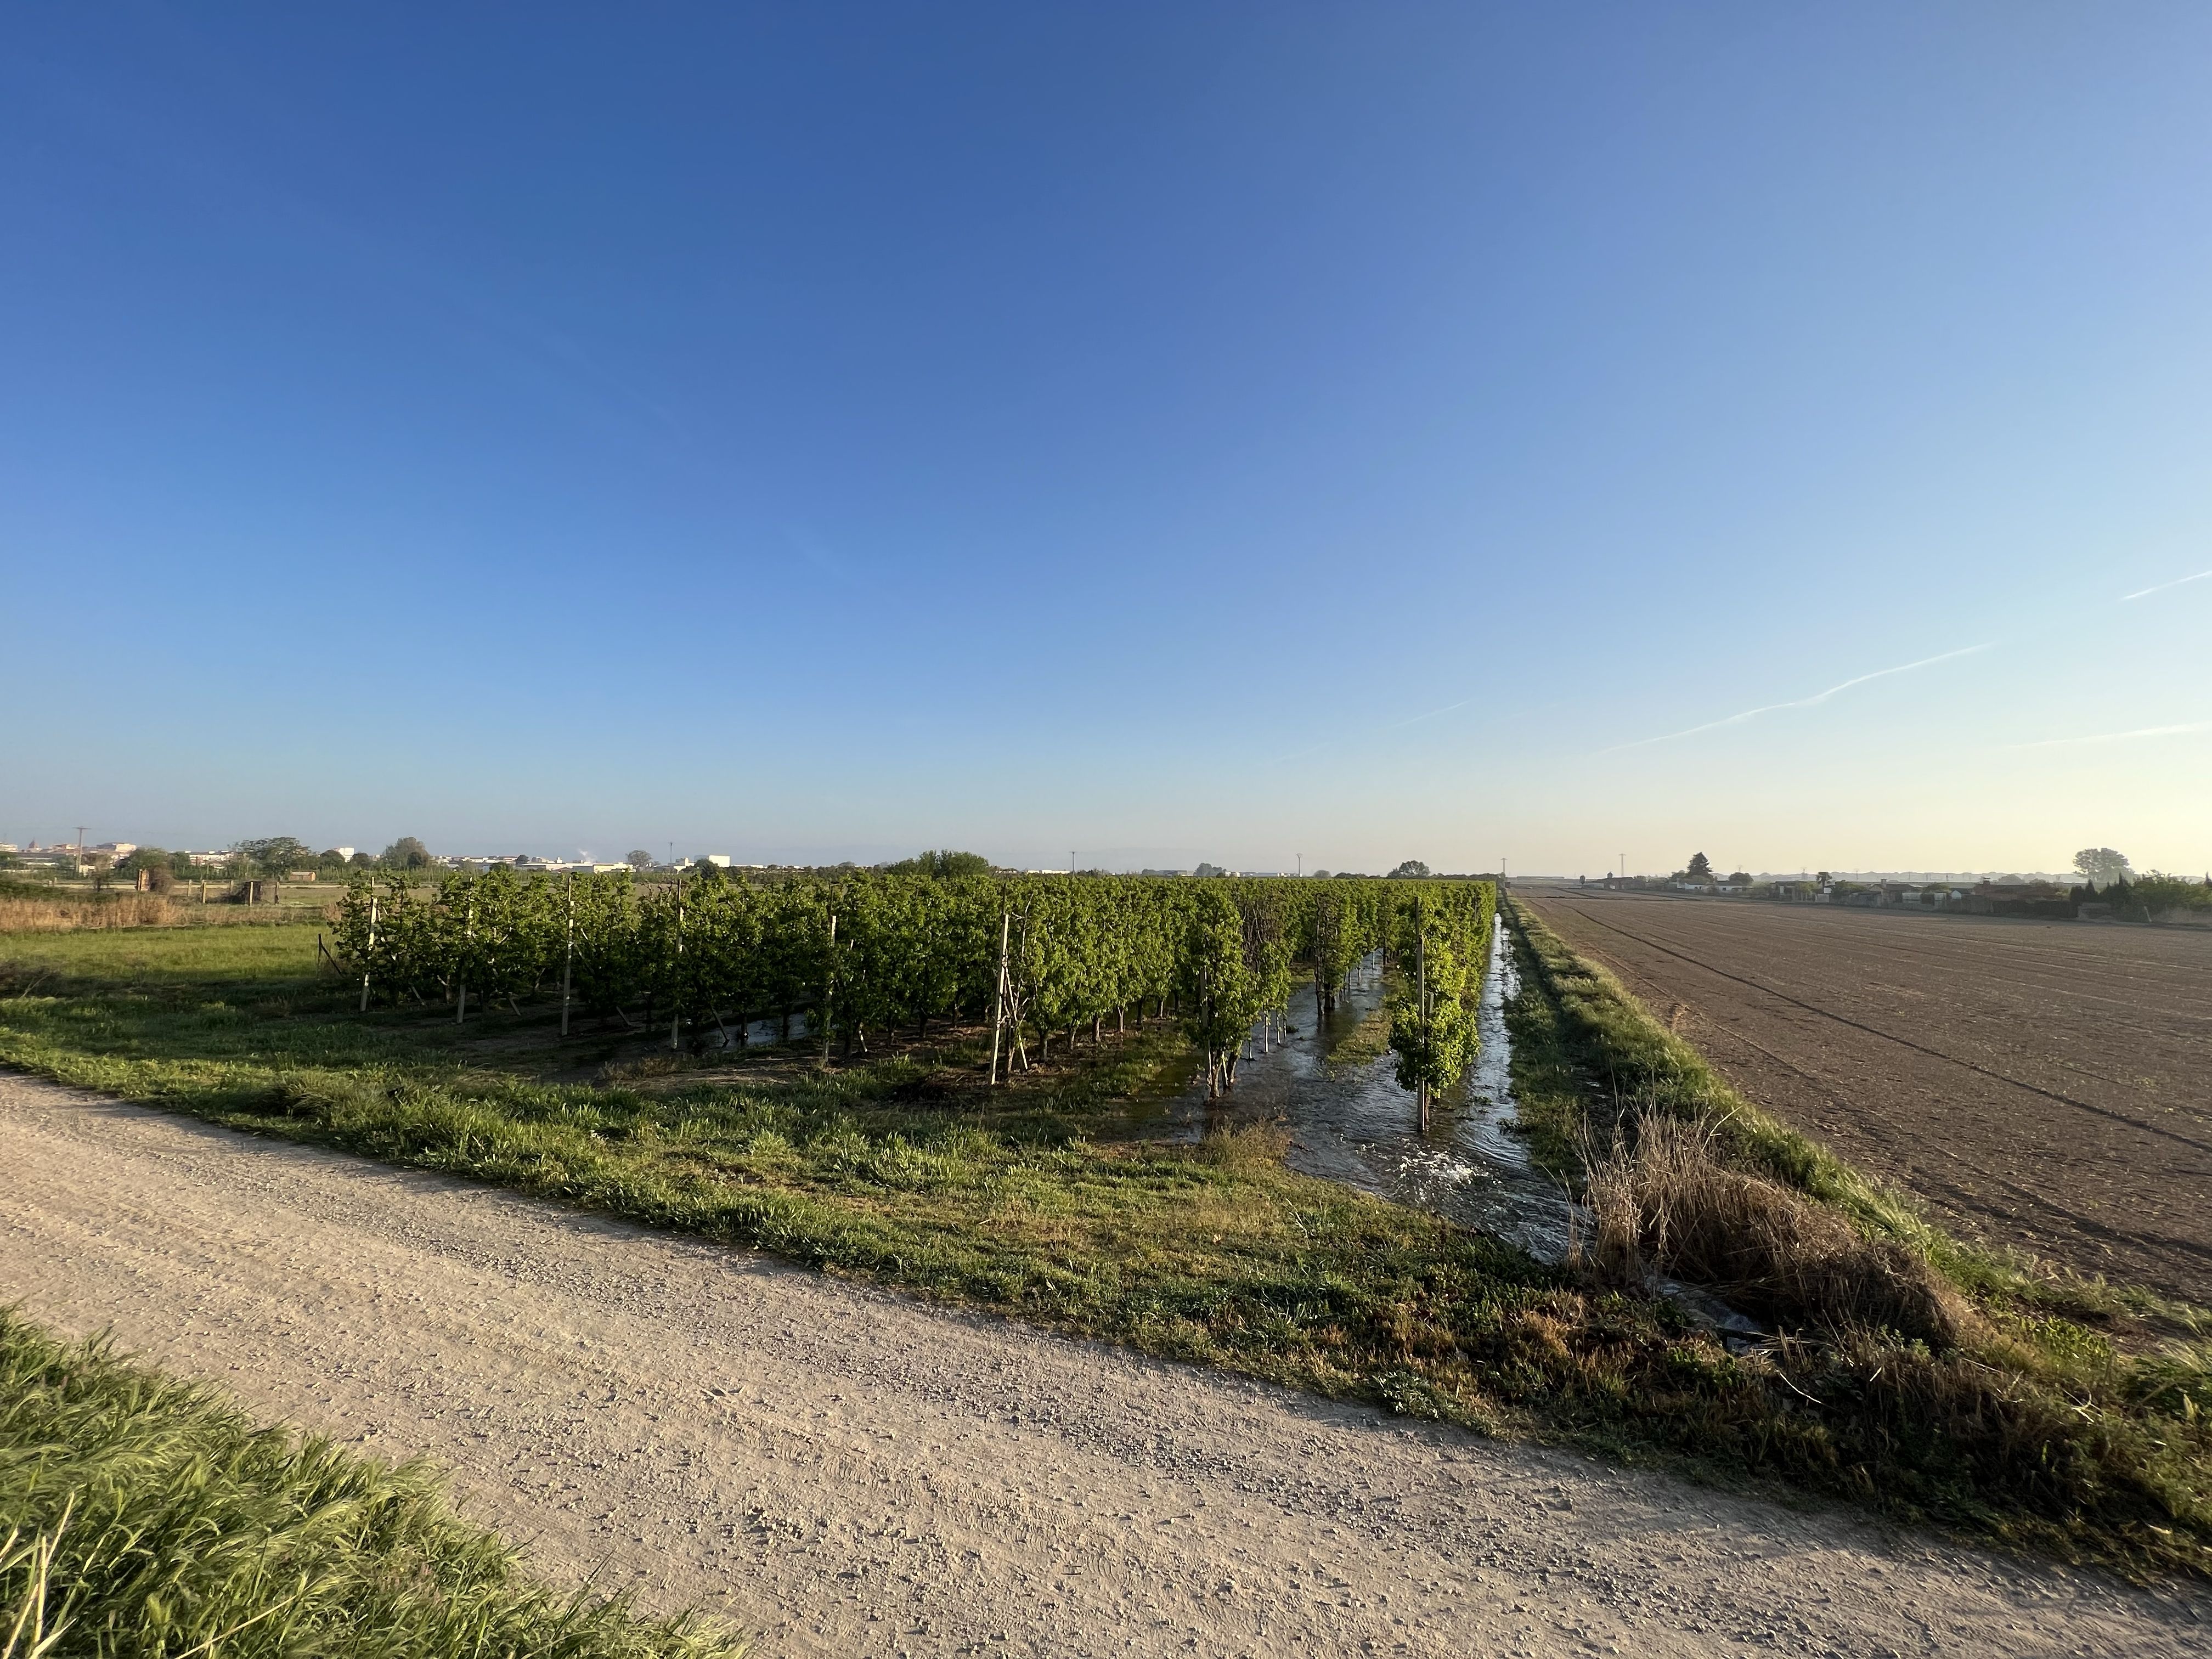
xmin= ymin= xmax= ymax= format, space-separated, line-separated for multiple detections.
xmin=1 ymin=917 xmax=2208 ymax=1579
xmin=0 ymin=1309 xmax=742 ymax=1657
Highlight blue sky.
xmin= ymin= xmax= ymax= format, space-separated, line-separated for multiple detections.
xmin=5 ymin=4 xmax=2209 ymax=875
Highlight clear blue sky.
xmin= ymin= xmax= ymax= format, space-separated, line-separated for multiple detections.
xmin=5 ymin=4 xmax=2209 ymax=875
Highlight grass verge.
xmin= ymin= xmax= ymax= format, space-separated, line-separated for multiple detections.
xmin=0 ymin=1307 xmax=741 ymax=1657
xmin=3 ymin=920 xmax=2210 ymax=1580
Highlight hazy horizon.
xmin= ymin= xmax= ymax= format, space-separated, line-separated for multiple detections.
xmin=6 ymin=6 xmax=2209 ymax=874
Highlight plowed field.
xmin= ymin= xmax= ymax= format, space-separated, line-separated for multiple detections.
xmin=1517 ymin=884 xmax=2212 ymax=1304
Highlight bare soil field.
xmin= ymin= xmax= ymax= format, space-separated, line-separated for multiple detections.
xmin=1519 ymin=884 xmax=2212 ymax=1305
xmin=5 ymin=1072 xmax=2203 ymax=1656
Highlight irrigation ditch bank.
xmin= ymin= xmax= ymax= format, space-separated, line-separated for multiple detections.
xmin=0 ymin=907 xmax=2208 ymax=1582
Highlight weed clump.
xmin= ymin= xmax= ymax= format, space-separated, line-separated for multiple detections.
xmin=1197 ymin=1119 xmax=1291 ymax=1172
xmin=1576 ymin=1110 xmax=1977 ymax=1348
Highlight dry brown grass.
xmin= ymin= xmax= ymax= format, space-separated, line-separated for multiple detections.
xmin=1575 ymin=1109 xmax=1978 ymax=1348
xmin=0 ymin=895 xmax=185 ymax=932
xmin=0 ymin=896 xmax=337 ymax=933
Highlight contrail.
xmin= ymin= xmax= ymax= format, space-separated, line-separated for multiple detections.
xmin=2005 ymin=720 xmax=2212 ymax=749
xmin=1603 ymin=643 xmax=1995 ymax=752
xmin=2120 ymin=569 xmax=2212 ymax=602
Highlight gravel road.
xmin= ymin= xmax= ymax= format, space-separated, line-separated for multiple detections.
xmin=1 ymin=1072 xmax=2201 ymax=1657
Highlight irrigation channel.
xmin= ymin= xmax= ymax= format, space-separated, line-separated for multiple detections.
xmin=1138 ymin=916 xmax=1578 ymax=1262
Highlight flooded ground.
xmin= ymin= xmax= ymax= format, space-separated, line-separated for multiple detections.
xmin=1134 ymin=916 xmax=1576 ymax=1262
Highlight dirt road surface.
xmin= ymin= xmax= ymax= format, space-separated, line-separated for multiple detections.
xmin=2 ymin=1074 xmax=2201 ymax=1657
xmin=1519 ymin=885 xmax=2212 ymax=1305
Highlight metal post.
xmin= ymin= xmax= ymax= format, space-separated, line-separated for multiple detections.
xmin=1415 ymin=898 xmax=1429 ymax=1134
xmin=359 ymin=894 xmax=377 ymax=1013
xmin=453 ymin=898 xmax=471 ymax=1026
xmin=820 ymin=912 xmax=837 ymax=1066
xmin=988 ymin=911 xmax=1011 ymax=1085
xmin=560 ymin=878 xmax=575 ymax=1039
xmin=672 ymin=900 xmax=684 ymax=1051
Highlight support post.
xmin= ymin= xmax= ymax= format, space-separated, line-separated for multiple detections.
xmin=559 ymin=879 xmax=574 ymax=1039
xmin=819 ymin=912 xmax=837 ymax=1066
xmin=1415 ymin=899 xmax=1429 ymax=1133
xmin=988 ymin=911 xmax=1011 ymax=1085
xmin=358 ymin=893 xmax=377 ymax=1014
xmin=457 ymin=901 xmax=473 ymax=1027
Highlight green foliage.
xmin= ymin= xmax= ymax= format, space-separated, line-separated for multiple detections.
xmin=336 ymin=868 xmax=1497 ymax=1070
xmin=231 ymin=837 xmax=315 ymax=874
xmin=1386 ymin=884 xmax=1495 ymax=1100
xmin=0 ymin=1310 xmax=742 ymax=1657
xmin=884 ymin=849 xmax=992 ymax=879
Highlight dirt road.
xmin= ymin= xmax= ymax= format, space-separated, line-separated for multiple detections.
xmin=1518 ymin=886 xmax=2212 ymax=1303
xmin=2 ymin=1073 xmax=2200 ymax=1656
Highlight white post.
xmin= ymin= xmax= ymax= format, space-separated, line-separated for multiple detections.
xmin=988 ymin=911 xmax=1011 ymax=1085
xmin=359 ymin=893 xmax=377 ymax=1013
xmin=819 ymin=912 xmax=838 ymax=1065
xmin=457 ymin=900 xmax=472 ymax=1026
xmin=559 ymin=878 xmax=574 ymax=1039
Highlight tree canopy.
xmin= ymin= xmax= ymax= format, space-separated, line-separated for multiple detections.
xmin=885 ymin=849 xmax=991 ymax=879
xmin=2073 ymin=848 xmax=2132 ymax=887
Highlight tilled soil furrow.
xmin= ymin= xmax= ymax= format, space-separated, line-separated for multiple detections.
xmin=1526 ymin=888 xmax=2212 ymax=1301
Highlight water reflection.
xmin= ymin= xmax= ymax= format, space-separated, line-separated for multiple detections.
xmin=1138 ymin=917 xmax=1575 ymax=1262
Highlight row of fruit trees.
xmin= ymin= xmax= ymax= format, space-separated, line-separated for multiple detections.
xmin=334 ymin=869 xmax=1496 ymax=1103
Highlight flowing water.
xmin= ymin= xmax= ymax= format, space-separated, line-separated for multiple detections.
xmin=1133 ymin=916 xmax=1578 ymax=1262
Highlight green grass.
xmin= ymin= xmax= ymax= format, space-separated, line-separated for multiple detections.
xmin=3 ymin=919 xmax=2210 ymax=1580
xmin=0 ymin=1308 xmax=743 ymax=1658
